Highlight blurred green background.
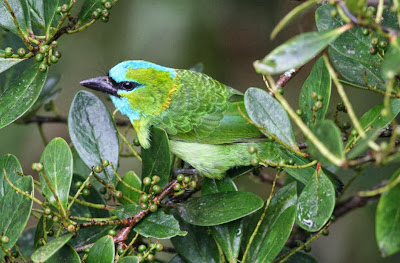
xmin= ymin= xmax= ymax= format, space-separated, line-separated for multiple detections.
xmin=0 ymin=1 xmax=399 ymax=262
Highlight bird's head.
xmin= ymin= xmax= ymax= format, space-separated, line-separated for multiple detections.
xmin=80 ymin=60 xmax=177 ymax=122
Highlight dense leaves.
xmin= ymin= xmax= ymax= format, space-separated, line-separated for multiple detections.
xmin=31 ymin=233 xmax=73 ymax=262
xmin=86 ymin=235 xmax=115 ymax=263
xmin=382 ymin=36 xmax=400 ymax=79
xmin=116 ymin=171 xmax=142 ymax=205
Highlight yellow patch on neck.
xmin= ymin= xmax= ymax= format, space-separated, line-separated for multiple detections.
xmin=160 ymin=85 xmax=178 ymax=111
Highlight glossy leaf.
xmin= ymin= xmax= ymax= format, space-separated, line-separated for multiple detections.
xmin=27 ymin=0 xmax=45 ymax=28
xmin=376 ymin=169 xmax=400 ymax=257
xmin=141 ymin=127 xmax=171 ymax=187
xmin=0 ymin=176 xmax=33 ymax=258
xmin=68 ymin=226 xmax=113 ymax=248
xmin=0 ymin=56 xmax=25 ymax=74
xmin=202 ymin=177 xmax=237 ymax=195
xmin=299 ymin=57 xmax=331 ymax=127
xmin=39 ymin=137 xmax=73 ymax=209
xmin=16 ymin=227 xmax=36 ymax=258
xmin=44 ymin=244 xmax=80 ymax=263
xmin=34 ymin=216 xmax=54 ymax=249
xmin=77 ymin=0 xmax=102 ymax=26
xmin=178 ymin=191 xmax=263 ymax=226
xmin=296 ymin=169 xmax=335 ymax=231
xmin=68 ymin=91 xmax=119 ymax=185
xmin=254 ymin=25 xmax=349 ymax=74
xmin=307 ymin=120 xmax=345 ymax=165
xmin=245 ymin=87 xmax=297 ymax=149
xmin=246 ymin=182 xmax=297 ymax=263
xmin=118 ymin=256 xmax=140 ymax=263
xmin=0 ymin=62 xmax=48 ymax=129
xmin=0 ymin=0 xmax=31 ymax=34
xmin=171 ymin=216 xmax=222 ymax=263
xmin=0 ymin=154 xmax=22 ymax=198
xmin=316 ymin=4 xmax=386 ymax=90
xmin=86 ymin=235 xmax=115 ymax=263
xmin=382 ymin=36 xmax=400 ymax=80
xmin=31 ymin=233 xmax=73 ymax=262
xmin=116 ymin=171 xmax=142 ymax=205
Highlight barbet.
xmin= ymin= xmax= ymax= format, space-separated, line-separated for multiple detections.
xmin=80 ymin=60 xmax=276 ymax=179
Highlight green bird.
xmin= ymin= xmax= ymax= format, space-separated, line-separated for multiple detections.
xmin=80 ymin=60 xmax=276 ymax=179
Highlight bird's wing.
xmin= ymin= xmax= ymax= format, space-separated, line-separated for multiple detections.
xmin=153 ymin=70 xmax=265 ymax=144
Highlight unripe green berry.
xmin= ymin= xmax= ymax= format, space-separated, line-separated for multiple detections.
xmin=47 ymin=230 xmax=54 ymax=237
xmin=276 ymin=87 xmax=284 ymax=95
xmin=32 ymin=162 xmax=44 ymax=172
xmin=378 ymin=41 xmax=387 ymax=49
xmin=75 ymin=181 xmax=83 ymax=188
xmin=54 ymin=50 xmax=62 ymax=58
xmin=38 ymin=63 xmax=47 ymax=72
xmin=1 ymin=236 xmax=9 ymax=244
xmin=149 ymin=204 xmax=158 ymax=212
xmin=149 ymin=243 xmax=156 ymax=249
xmin=147 ymin=254 xmax=154 ymax=261
xmin=310 ymin=91 xmax=317 ymax=98
xmin=176 ymin=174 xmax=184 ymax=181
xmin=288 ymin=158 xmax=295 ymax=165
xmin=351 ymin=130 xmax=358 ymax=136
xmin=342 ymin=121 xmax=351 ymax=130
xmin=155 ymin=243 xmax=163 ymax=251
xmin=102 ymin=159 xmax=109 ymax=167
xmin=183 ymin=176 xmax=190 ymax=184
xmin=381 ymin=108 xmax=389 ymax=117
xmin=84 ymin=183 xmax=92 ymax=189
xmin=61 ymin=4 xmax=68 ymax=12
xmin=83 ymin=247 xmax=90 ymax=253
xmin=67 ymin=224 xmax=75 ymax=232
xmin=140 ymin=203 xmax=148 ymax=209
xmin=101 ymin=0 xmax=107 ymax=4
xmin=133 ymin=137 xmax=140 ymax=146
xmin=380 ymin=141 xmax=388 ymax=151
xmin=117 ymin=248 xmax=124 ymax=255
xmin=303 ymin=245 xmax=312 ymax=253
xmin=101 ymin=9 xmax=109 ymax=17
xmin=138 ymin=244 xmax=147 ymax=252
xmin=152 ymin=185 xmax=161 ymax=194
xmin=248 ymin=146 xmax=256 ymax=154
xmin=93 ymin=165 xmax=103 ymax=173
xmin=50 ymin=55 xmax=59 ymax=64
xmin=295 ymin=109 xmax=303 ymax=116
xmin=114 ymin=190 xmax=123 ymax=198
xmin=330 ymin=9 xmax=337 ymax=17
xmin=17 ymin=48 xmax=26 ymax=58
xmin=190 ymin=181 xmax=197 ymax=188
xmin=173 ymin=183 xmax=181 ymax=191
xmin=371 ymin=38 xmax=378 ymax=46
xmin=251 ymin=158 xmax=259 ymax=166
xmin=11 ymin=250 xmax=19 ymax=258
xmin=317 ymin=95 xmax=323 ymax=101
xmin=39 ymin=45 xmax=50 ymax=53
xmin=82 ymin=189 xmax=90 ymax=196
xmin=108 ymin=229 xmax=116 ymax=236
xmin=4 ymin=47 xmax=13 ymax=57
xmin=104 ymin=2 xmax=112 ymax=9
xmin=51 ymin=41 xmax=58 ymax=47
xmin=322 ymin=229 xmax=330 ymax=236
xmin=143 ymin=177 xmax=151 ymax=186
xmin=315 ymin=101 xmax=323 ymax=109
xmin=56 ymin=6 xmax=62 ymax=13
xmin=47 ymin=214 xmax=53 ymax=220
xmin=92 ymin=11 xmax=100 ymax=19
xmin=361 ymin=28 xmax=370 ymax=36
xmin=152 ymin=175 xmax=161 ymax=183
xmin=101 ymin=16 xmax=109 ymax=23
xmin=44 ymin=208 xmax=51 ymax=215
xmin=140 ymin=194 xmax=149 ymax=203
xmin=369 ymin=47 xmax=378 ymax=55
xmin=367 ymin=5 xmax=377 ymax=14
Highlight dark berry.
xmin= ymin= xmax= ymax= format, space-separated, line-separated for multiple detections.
xmin=342 ymin=121 xmax=351 ymax=130
xmin=133 ymin=137 xmax=140 ymax=146
xmin=100 ymin=187 xmax=107 ymax=194
xmin=11 ymin=250 xmax=19 ymax=258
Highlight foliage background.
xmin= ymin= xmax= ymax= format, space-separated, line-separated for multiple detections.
xmin=0 ymin=1 xmax=398 ymax=262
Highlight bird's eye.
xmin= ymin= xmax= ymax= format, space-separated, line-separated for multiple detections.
xmin=119 ymin=81 xmax=140 ymax=91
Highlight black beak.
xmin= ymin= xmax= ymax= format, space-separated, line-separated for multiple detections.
xmin=80 ymin=76 xmax=120 ymax=97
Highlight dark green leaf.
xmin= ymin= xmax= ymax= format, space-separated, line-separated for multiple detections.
xmin=316 ymin=4 xmax=386 ymax=90
xmin=376 ymin=169 xmax=400 ymax=257
xmin=45 ymin=244 xmax=80 ymax=263
xmin=296 ymin=169 xmax=335 ymax=231
xmin=16 ymin=227 xmax=36 ymax=258
xmin=299 ymin=57 xmax=331 ymax=127
xmin=118 ymin=256 xmax=140 ymax=263
xmin=0 ymin=0 xmax=31 ymax=34
xmin=345 ymin=0 xmax=366 ymax=16
xmin=245 ymin=87 xmax=297 ymax=149
xmin=0 ymin=154 xmax=22 ymax=198
xmin=307 ymin=120 xmax=345 ymax=165
xmin=0 ymin=62 xmax=48 ymax=129
xmin=254 ymin=26 xmax=349 ymax=74
xmin=39 ymin=137 xmax=73 ymax=209
xmin=141 ymin=127 xmax=171 ymax=187
xmin=382 ymin=36 xmax=400 ymax=80
xmin=171 ymin=215 xmax=222 ymax=263
xmin=169 ymin=255 xmax=186 ymax=263
xmin=31 ymin=233 xmax=73 ymax=262
xmin=27 ymin=0 xmax=45 ymax=28
xmin=178 ymin=191 xmax=263 ymax=226
xmin=246 ymin=182 xmax=297 ymax=263
xmin=202 ymin=177 xmax=237 ymax=196
xmin=68 ymin=226 xmax=113 ymax=248
xmin=86 ymin=235 xmax=115 ymax=263
xmin=0 ymin=176 xmax=33 ymax=258
xmin=111 ymin=204 xmax=140 ymax=219
xmin=278 ymin=247 xmax=318 ymax=263
xmin=77 ymin=0 xmax=102 ymax=26
xmin=34 ymin=216 xmax=54 ymax=249
xmin=116 ymin=171 xmax=142 ymax=205
xmin=68 ymin=91 xmax=119 ymax=185
xmin=0 ymin=56 xmax=25 ymax=74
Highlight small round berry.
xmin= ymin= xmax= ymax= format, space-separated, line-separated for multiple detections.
xmin=83 ymin=247 xmax=90 ymax=253
xmin=101 ymin=9 xmax=109 ymax=17
xmin=47 ymin=214 xmax=53 ymax=220
xmin=189 ymin=181 xmax=197 ymax=188
xmin=152 ymin=185 xmax=162 ymax=194
xmin=176 ymin=174 xmax=184 ymax=181
xmin=67 ymin=224 xmax=75 ymax=232
xmin=102 ymin=159 xmax=109 ymax=167
xmin=330 ymin=215 xmax=336 ymax=222
xmin=35 ymin=53 xmax=45 ymax=62
xmin=277 ymin=88 xmax=284 ymax=95
xmin=173 ymin=183 xmax=181 ymax=191
xmin=56 ymin=6 xmax=62 ymax=13
xmin=342 ymin=121 xmax=351 ymax=130
xmin=310 ymin=91 xmax=317 ymax=98
xmin=44 ymin=208 xmax=51 ymax=215
xmin=295 ymin=109 xmax=303 ymax=116
xmin=330 ymin=9 xmax=337 ymax=17
xmin=155 ymin=243 xmax=163 ymax=251
xmin=39 ymin=45 xmax=50 ymax=53
xmin=315 ymin=101 xmax=323 ymax=109
xmin=1 ymin=236 xmax=9 ymax=244
xmin=11 ymin=250 xmax=19 ymax=258
xmin=47 ymin=230 xmax=54 ymax=237
xmin=147 ymin=254 xmax=154 ymax=261
xmin=143 ymin=177 xmax=152 ymax=186
xmin=303 ymin=245 xmax=312 ymax=253
xmin=351 ymin=130 xmax=358 ymax=136
xmin=371 ymin=38 xmax=378 ymax=46
xmin=138 ymin=244 xmax=147 ymax=252
xmin=336 ymin=102 xmax=345 ymax=111
xmin=248 ymin=146 xmax=256 ymax=154
xmin=149 ymin=243 xmax=156 ymax=249
xmin=32 ymin=162 xmax=43 ymax=172
xmin=140 ymin=194 xmax=149 ymax=203
xmin=361 ymin=28 xmax=369 ymax=36
xmin=104 ymin=2 xmax=112 ymax=9
xmin=82 ymin=189 xmax=90 ymax=196
xmin=101 ymin=0 xmax=107 ymax=4
xmin=140 ymin=203 xmax=148 ymax=210
xmin=51 ymin=41 xmax=58 ymax=48
xmin=50 ymin=55 xmax=58 ymax=64
xmin=381 ymin=108 xmax=389 ymax=117
xmin=93 ymin=165 xmax=103 ymax=173
xmin=38 ymin=63 xmax=47 ymax=72
xmin=182 ymin=176 xmax=190 ymax=184
xmin=117 ymin=248 xmax=124 ymax=255
xmin=369 ymin=47 xmax=378 ymax=55
xmin=101 ymin=16 xmax=109 ymax=23
xmin=317 ymin=95 xmax=323 ymax=101
xmin=84 ymin=183 xmax=92 ymax=189
xmin=4 ymin=47 xmax=13 ymax=57
xmin=75 ymin=181 xmax=83 ymax=189
xmin=100 ymin=187 xmax=107 ymax=194
xmin=367 ymin=5 xmax=377 ymax=14
xmin=61 ymin=4 xmax=68 ymax=12
xmin=91 ymin=11 xmax=100 ymax=19
xmin=378 ymin=40 xmax=387 ymax=50
xmin=288 ymin=159 xmax=295 ymax=165
xmin=152 ymin=175 xmax=160 ymax=183
xmin=322 ymin=229 xmax=330 ymax=236
xmin=54 ymin=50 xmax=62 ymax=58
xmin=133 ymin=137 xmax=140 ymax=146
xmin=17 ymin=48 xmax=26 ymax=58
xmin=108 ymin=229 xmax=117 ymax=236
xmin=251 ymin=158 xmax=259 ymax=166
xmin=114 ymin=191 xmax=123 ymax=198
xmin=43 ymin=102 xmax=53 ymax=112
xmin=149 ymin=204 xmax=158 ymax=212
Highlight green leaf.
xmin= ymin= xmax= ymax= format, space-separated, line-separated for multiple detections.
xmin=299 ymin=57 xmax=331 ymax=127
xmin=171 ymin=216 xmax=222 ymax=263
xmin=141 ymin=127 xmax=171 ymax=187
xmin=246 ymin=182 xmax=297 ymax=263
xmin=345 ymin=0 xmax=366 ymax=16
xmin=245 ymin=87 xmax=297 ymax=149
xmin=86 ymin=235 xmax=115 ymax=263
xmin=296 ymin=169 xmax=335 ymax=232
xmin=116 ymin=171 xmax=142 ymax=205
xmin=0 ymin=0 xmax=31 ymax=34
xmin=118 ymin=256 xmax=140 ymax=263
xmin=316 ymin=4 xmax=386 ymax=90
xmin=111 ymin=204 xmax=140 ymax=219
xmin=39 ymin=137 xmax=73 ymax=210
xmin=0 ymin=176 xmax=33 ymax=258
xmin=278 ymin=247 xmax=318 ymax=263
xmin=34 ymin=216 xmax=54 ymax=249
xmin=77 ymin=0 xmax=102 ymax=26
xmin=202 ymin=177 xmax=237 ymax=195
xmin=44 ymin=244 xmax=80 ymax=263
xmin=0 ymin=56 xmax=25 ymax=74
xmin=307 ymin=120 xmax=345 ymax=165
xmin=271 ymin=0 xmax=319 ymax=39
xmin=68 ymin=226 xmax=113 ymax=248
xmin=345 ymin=99 xmax=400 ymax=151
xmin=178 ymin=191 xmax=264 ymax=226
xmin=31 ymin=233 xmax=73 ymax=262
xmin=68 ymin=91 xmax=119 ymax=185
xmin=376 ymin=169 xmax=400 ymax=257
xmin=16 ymin=227 xmax=36 ymax=258
xmin=0 ymin=62 xmax=48 ymax=129
xmin=254 ymin=26 xmax=349 ymax=74
xmin=27 ymin=0 xmax=45 ymax=28
xmin=382 ymin=36 xmax=400 ymax=80
xmin=0 ymin=154 xmax=22 ymax=198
